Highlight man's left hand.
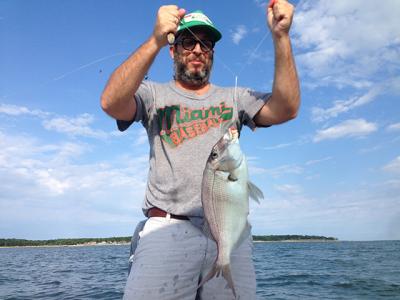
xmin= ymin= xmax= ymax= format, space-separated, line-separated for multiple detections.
xmin=267 ymin=0 xmax=294 ymax=39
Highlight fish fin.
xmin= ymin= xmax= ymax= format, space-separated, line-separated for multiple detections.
xmin=198 ymin=264 xmax=237 ymax=298
xmin=222 ymin=264 xmax=237 ymax=298
xmin=248 ymin=181 xmax=264 ymax=204
xmin=198 ymin=263 xmax=220 ymax=289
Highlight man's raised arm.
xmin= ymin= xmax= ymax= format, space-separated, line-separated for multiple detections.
xmin=254 ymin=0 xmax=300 ymax=126
xmin=100 ymin=5 xmax=185 ymax=121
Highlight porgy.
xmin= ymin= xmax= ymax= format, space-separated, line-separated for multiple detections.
xmin=199 ymin=127 xmax=263 ymax=297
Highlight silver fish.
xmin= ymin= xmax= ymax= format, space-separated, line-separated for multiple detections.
xmin=199 ymin=127 xmax=263 ymax=297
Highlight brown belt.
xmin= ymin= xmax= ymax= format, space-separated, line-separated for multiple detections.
xmin=147 ymin=207 xmax=189 ymax=221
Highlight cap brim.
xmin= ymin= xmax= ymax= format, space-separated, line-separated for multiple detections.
xmin=177 ymin=23 xmax=222 ymax=42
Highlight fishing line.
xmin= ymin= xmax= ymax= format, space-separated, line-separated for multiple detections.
xmin=183 ymin=26 xmax=270 ymax=101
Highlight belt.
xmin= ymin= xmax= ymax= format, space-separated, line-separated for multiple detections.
xmin=147 ymin=207 xmax=189 ymax=221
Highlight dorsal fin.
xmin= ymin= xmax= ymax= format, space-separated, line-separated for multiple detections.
xmin=248 ymin=181 xmax=264 ymax=204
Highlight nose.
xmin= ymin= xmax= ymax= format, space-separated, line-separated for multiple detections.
xmin=192 ymin=41 xmax=203 ymax=53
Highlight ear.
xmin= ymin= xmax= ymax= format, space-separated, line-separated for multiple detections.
xmin=169 ymin=46 xmax=175 ymax=59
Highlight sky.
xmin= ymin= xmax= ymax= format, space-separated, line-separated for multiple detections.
xmin=1 ymin=0 xmax=399 ymax=241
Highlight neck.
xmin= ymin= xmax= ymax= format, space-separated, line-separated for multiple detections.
xmin=174 ymin=80 xmax=211 ymax=95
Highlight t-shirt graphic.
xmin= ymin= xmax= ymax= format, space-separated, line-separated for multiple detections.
xmin=157 ymin=101 xmax=233 ymax=147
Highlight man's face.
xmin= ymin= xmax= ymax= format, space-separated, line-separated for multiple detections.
xmin=172 ymin=29 xmax=215 ymax=87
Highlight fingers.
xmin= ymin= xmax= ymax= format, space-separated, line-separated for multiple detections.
xmin=160 ymin=5 xmax=184 ymax=32
xmin=267 ymin=0 xmax=294 ymax=36
xmin=268 ymin=0 xmax=277 ymax=8
xmin=268 ymin=0 xmax=291 ymax=20
xmin=154 ymin=5 xmax=186 ymax=46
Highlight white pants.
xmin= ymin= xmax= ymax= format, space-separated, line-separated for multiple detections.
xmin=123 ymin=217 xmax=256 ymax=300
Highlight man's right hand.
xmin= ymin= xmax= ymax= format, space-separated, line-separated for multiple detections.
xmin=153 ymin=5 xmax=186 ymax=47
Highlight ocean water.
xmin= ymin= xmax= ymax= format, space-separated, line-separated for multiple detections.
xmin=0 ymin=241 xmax=399 ymax=299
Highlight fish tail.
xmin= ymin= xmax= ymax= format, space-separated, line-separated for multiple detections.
xmin=198 ymin=264 xmax=220 ymax=289
xmin=198 ymin=263 xmax=237 ymax=298
xmin=221 ymin=264 xmax=237 ymax=298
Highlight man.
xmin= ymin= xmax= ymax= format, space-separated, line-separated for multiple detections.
xmin=101 ymin=1 xmax=299 ymax=299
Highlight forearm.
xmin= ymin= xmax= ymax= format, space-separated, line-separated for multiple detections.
xmin=254 ymin=35 xmax=300 ymax=126
xmin=101 ymin=36 xmax=162 ymax=121
xmin=270 ymin=34 xmax=300 ymax=121
xmin=254 ymin=0 xmax=300 ymax=126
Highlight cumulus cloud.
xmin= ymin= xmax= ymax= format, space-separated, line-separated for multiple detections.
xmin=231 ymin=25 xmax=248 ymax=45
xmin=42 ymin=113 xmax=108 ymax=139
xmin=1 ymin=102 xmax=112 ymax=140
xmin=293 ymin=0 xmax=400 ymax=87
xmin=251 ymin=182 xmax=400 ymax=240
xmin=0 ymin=129 xmax=148 ymax=237
xmin=313 ymin=119 xmax=377 ymax=142
xmin=135 ymin=128 xmax=148 ymax=146
xmin=311 ymin=87 xmax=381 ymax=122
xmin=386 ymin=123 xmax=400 ymax=132
xmin=262 ymin=142 xmax=292 ymax=150
xmin=0 ymin=103 xmax=49 ymax=118
xmin=264 ymin=164 xmax=304 ymax=178
xmin=305 ymin=156 xmax=333 ymax=166
xmin=383 ymin=156 xmax=400 ymax=174
xmin=274 ymin=184 xmax=303 ymax=195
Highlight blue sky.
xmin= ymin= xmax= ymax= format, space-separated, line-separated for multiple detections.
xmin=1 ymin=0 xmax=399 ymax=241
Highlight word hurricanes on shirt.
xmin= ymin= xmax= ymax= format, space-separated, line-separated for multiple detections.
xmin=157 ymin=101 xmax=233 ymax=147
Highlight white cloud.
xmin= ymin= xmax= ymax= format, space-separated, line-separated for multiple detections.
xmin=386 ymin=123 xmax=400 ymax=132
xmin=262 ymin=142 xmax=292 ymax=150
xmin=135 ymin=128 xmax=148 ymax=146
xmin=251 ymin=181 xmax=400 ymax=240
xmin=293 ymin=0 xmax=400 ymax=88
xmin=0 ymin=102 xmax=113 ymax=140
xmin=311 ymin=87 xmax=381 ymax=122
xmin=274 ymin=184 xmax=303 ymax=195
xmin=0 ymin=129 xmax=148 ymax=238
xmin=43 ymin=113 xmax=108 ymax=139
xmin=264 ymin=164 xmax=304 ymax=178
xmin=0 ymin=103 xmax=49 ymax=118
xmin=305 ymin=156 xmax=332 ymax=166
xmin=231 ymin=25 xmax=248 ymax=45
xmin=313 ymin=119 xmax=377 ymax=142
xmin=383 ymin=156 xmax=400 ymax=174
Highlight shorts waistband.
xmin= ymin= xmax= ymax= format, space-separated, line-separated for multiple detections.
xmin=147 ymin=207 xmax=189 ymax=221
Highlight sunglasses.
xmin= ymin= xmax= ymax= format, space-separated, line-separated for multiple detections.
xmin=176 ymin=38 xmax=215 ymax=52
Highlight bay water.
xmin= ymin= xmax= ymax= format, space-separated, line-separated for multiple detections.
xmin=0 ymin=241 xmax=399 ymax=299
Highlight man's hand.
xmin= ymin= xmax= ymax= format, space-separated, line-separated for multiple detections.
xmin=267 ymin=0 xmax=294 ymax=39
xmin=153 ymin=5 xmax=186 ymax=47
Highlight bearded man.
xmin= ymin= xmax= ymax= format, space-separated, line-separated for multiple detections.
xmin=101 ymin=2 xmax=299 ymax=299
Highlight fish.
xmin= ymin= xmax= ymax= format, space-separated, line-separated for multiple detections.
xmin=199 ymin=127 xmax=264 ymax=297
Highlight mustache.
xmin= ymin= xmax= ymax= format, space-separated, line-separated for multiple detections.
xmin=187 ymin=56 xmax=206 ymax=64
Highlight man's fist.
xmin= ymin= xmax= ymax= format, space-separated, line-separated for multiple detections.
xmin=267 ymin=0 xmax=294 ymax=39
xmin=153 ymin=5 xmax=186 ymax=46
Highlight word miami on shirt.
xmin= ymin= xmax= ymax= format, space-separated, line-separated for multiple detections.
xmin=156 ymin=101 xmax=233 ymax=147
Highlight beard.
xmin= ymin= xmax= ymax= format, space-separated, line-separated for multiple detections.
xmin=173 ymin=51 xmax=213 ymax=87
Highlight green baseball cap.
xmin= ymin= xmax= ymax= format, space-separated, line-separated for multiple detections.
xmin=177 ymin=10 xmax=222 ymax=42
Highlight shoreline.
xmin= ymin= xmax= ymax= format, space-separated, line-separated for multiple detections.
xmin=253 ymin=239 xmax=339 ymax=243
xmin=0 ymin=242 xmax=131 ymax=249
xmin=1 ymin=235 xmax=339 ymax=248
xmin=0 ymin=240 xmax=339 ymax=248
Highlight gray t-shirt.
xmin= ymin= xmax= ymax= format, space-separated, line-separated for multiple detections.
xmin=117 ymin=80 xmax=270 ymax=225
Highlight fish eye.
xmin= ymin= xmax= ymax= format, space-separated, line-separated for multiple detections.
xmin=211 ymin=151 xmax=218 ymax=159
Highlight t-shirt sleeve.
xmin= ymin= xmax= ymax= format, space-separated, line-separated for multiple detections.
xmin=236 ymin=87 xmax=271 ymax=130
xmin=116 ymin=81 xmax=154 ymax=132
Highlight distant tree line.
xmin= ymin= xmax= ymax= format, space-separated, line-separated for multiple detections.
xmin=0 ymin=237 xmax=132 ymax=247
xmin=0 ymin=235 xmax=337 ymax=247
xmin=252 ymin=235 xmax=338 ymax=241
